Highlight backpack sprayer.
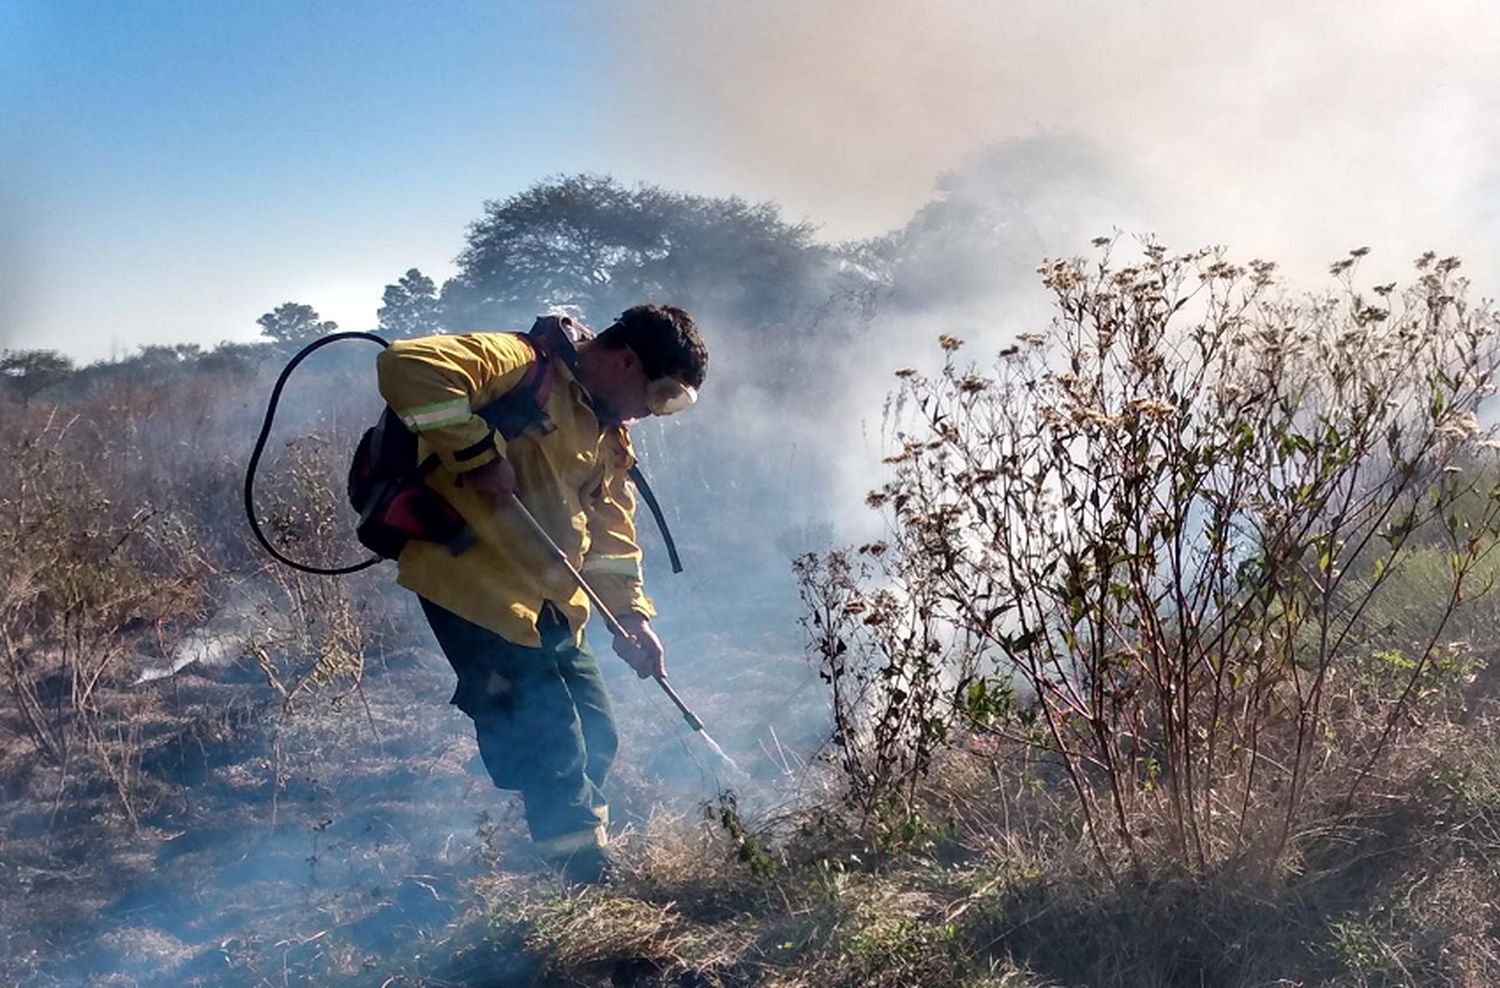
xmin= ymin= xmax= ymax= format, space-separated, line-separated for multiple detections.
xmin=244 ymin=326 xmax=737 ymax=775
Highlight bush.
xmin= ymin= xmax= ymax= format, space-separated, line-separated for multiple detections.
xmin=0 ymin=411 xmax=211 ymax=821
xmin=802 ymin=241 xmax=1500 ymax=879
xmin=0 ymin=351 xmax=392 ymax=825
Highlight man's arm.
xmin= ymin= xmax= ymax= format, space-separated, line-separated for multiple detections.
xmin=584 ymin=428 xmax=663 ymax=678
xmin=375 ymin=333 xmax=534 ymax=490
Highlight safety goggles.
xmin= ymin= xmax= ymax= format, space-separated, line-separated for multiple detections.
xmin=646 ymin=376 xmax=698 ymax=416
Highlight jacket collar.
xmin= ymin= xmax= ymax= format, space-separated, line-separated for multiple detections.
xmin=531 ymin=315 xmax=591 ymax=376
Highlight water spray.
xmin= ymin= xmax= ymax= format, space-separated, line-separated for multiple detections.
xmin=507 ymin=499 xmax=745 ymax=780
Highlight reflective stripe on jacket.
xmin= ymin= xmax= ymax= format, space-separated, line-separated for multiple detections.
xmin=375 ymin=331 xmax=655 ymax=646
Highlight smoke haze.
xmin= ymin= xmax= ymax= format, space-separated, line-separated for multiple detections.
xmin=606 ymin=0 xmax=1500 ymax=282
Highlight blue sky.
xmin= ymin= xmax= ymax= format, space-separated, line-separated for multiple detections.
xmin=1 ymin=2 xmax=630 ymax=359
xmin=4 ymin=1 xmax=1498 ymax=361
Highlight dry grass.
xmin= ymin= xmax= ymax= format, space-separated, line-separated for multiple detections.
xmin=445 ymin=703 xmax=1500 ymax=988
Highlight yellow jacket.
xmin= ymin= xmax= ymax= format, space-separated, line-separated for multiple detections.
xmin=375 ymin=330 xmax=655 ymax=646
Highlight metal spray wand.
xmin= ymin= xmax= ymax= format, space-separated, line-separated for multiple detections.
xmin=506 ymin=499 xmax=743 ymax=777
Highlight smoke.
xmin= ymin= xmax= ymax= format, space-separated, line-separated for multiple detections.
xmin=596 ymin=0 xmax=1500 ymax=577
xmin=604 ymin=0 xmax=1500 ymax=281
xmin=625 ymin=132 xmax=1142 ymax=572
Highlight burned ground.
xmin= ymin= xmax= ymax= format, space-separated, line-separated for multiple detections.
xmin=0 ymin=600 xmax=825 ymax=986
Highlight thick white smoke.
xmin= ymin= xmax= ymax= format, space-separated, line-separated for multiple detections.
xmin=591 ymin=0 xmax=1500 ymax=561
xmin=602 ymin=0 xmax=1500 ymax=284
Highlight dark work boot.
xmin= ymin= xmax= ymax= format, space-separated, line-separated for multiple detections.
xmin=556 ymin=845 xmax=616 ymax=885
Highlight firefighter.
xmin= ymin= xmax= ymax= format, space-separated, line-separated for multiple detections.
xmin=375 ymin=305 xmax=708 ymax=883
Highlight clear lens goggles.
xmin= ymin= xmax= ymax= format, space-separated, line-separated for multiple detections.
xmin=646 ymin=377 xmax=697 ymax=416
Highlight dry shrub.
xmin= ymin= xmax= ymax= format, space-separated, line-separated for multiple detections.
xmin=0 ymin=350 xmax=394 ymax=825
xmin=242 ymin=433 xmax=374 ymax=706
xmin=801 ymin=242 xmax=1500 ymax=882
xmin=0 ymin=409 xmax=212 ymax=820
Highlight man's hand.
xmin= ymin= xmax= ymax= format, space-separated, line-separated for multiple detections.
xmin=612 ymin=613 xmax=665 ymax=680
xmin=463 ymin=456 xmax=517 ymax=507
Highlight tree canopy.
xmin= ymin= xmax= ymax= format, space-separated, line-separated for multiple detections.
xmin=0 ymin=349 xmax=75 ymax=406
xmin=256 ymin=302 xmax=338 ymax=349
xmin=440 ymin=174 xmax=844 ymax=332
xmin=875 ymin=136 xmax=1125 ymax=309
xmin=377 ymin=268 xmax=442 ymax=339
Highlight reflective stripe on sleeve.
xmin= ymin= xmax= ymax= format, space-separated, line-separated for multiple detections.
xmin=582 ymin=555 xmax=642 ymax=579
xmin=397 ymin=398 xmax=473 ymax=432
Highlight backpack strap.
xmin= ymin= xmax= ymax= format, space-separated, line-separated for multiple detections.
xmin=473 ymin=323 xmax=686 ymax=575
xmin=475 ymin=333 xmax=556 ymax=440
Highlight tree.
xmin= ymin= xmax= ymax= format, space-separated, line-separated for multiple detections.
xmin=127 ymin=343 xmax=203 ymax=374
xmin=199 ymin=340 xmax=273 ymax=377
xmin=440 ymin=174 xmax=840 ymax=333
xmin=377 ymin=268 xmax=442 ymax=339
xmin=0 ymin=349 xmax=75 ymax=406
xmin=867 ymin=135 xmax=1128 ymax=311
xmin=256 ymin=302 xmax=337 ymax=349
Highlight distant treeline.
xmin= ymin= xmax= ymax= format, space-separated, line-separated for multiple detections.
xmin=1 ymin=137 xmax=1118 ymax=405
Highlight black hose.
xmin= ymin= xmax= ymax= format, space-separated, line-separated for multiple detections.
xmin=627 ymin=464 xmax=683 ymax=574
xmin=243 ymin=332 xmax=389 ymax=575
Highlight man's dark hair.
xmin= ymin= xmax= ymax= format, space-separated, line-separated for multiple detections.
xmin=595 ymin=304 xmax=708 ymax=389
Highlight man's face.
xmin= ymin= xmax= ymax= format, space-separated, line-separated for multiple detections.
xmin=589 ymin=345 xmax=693 ymax=425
